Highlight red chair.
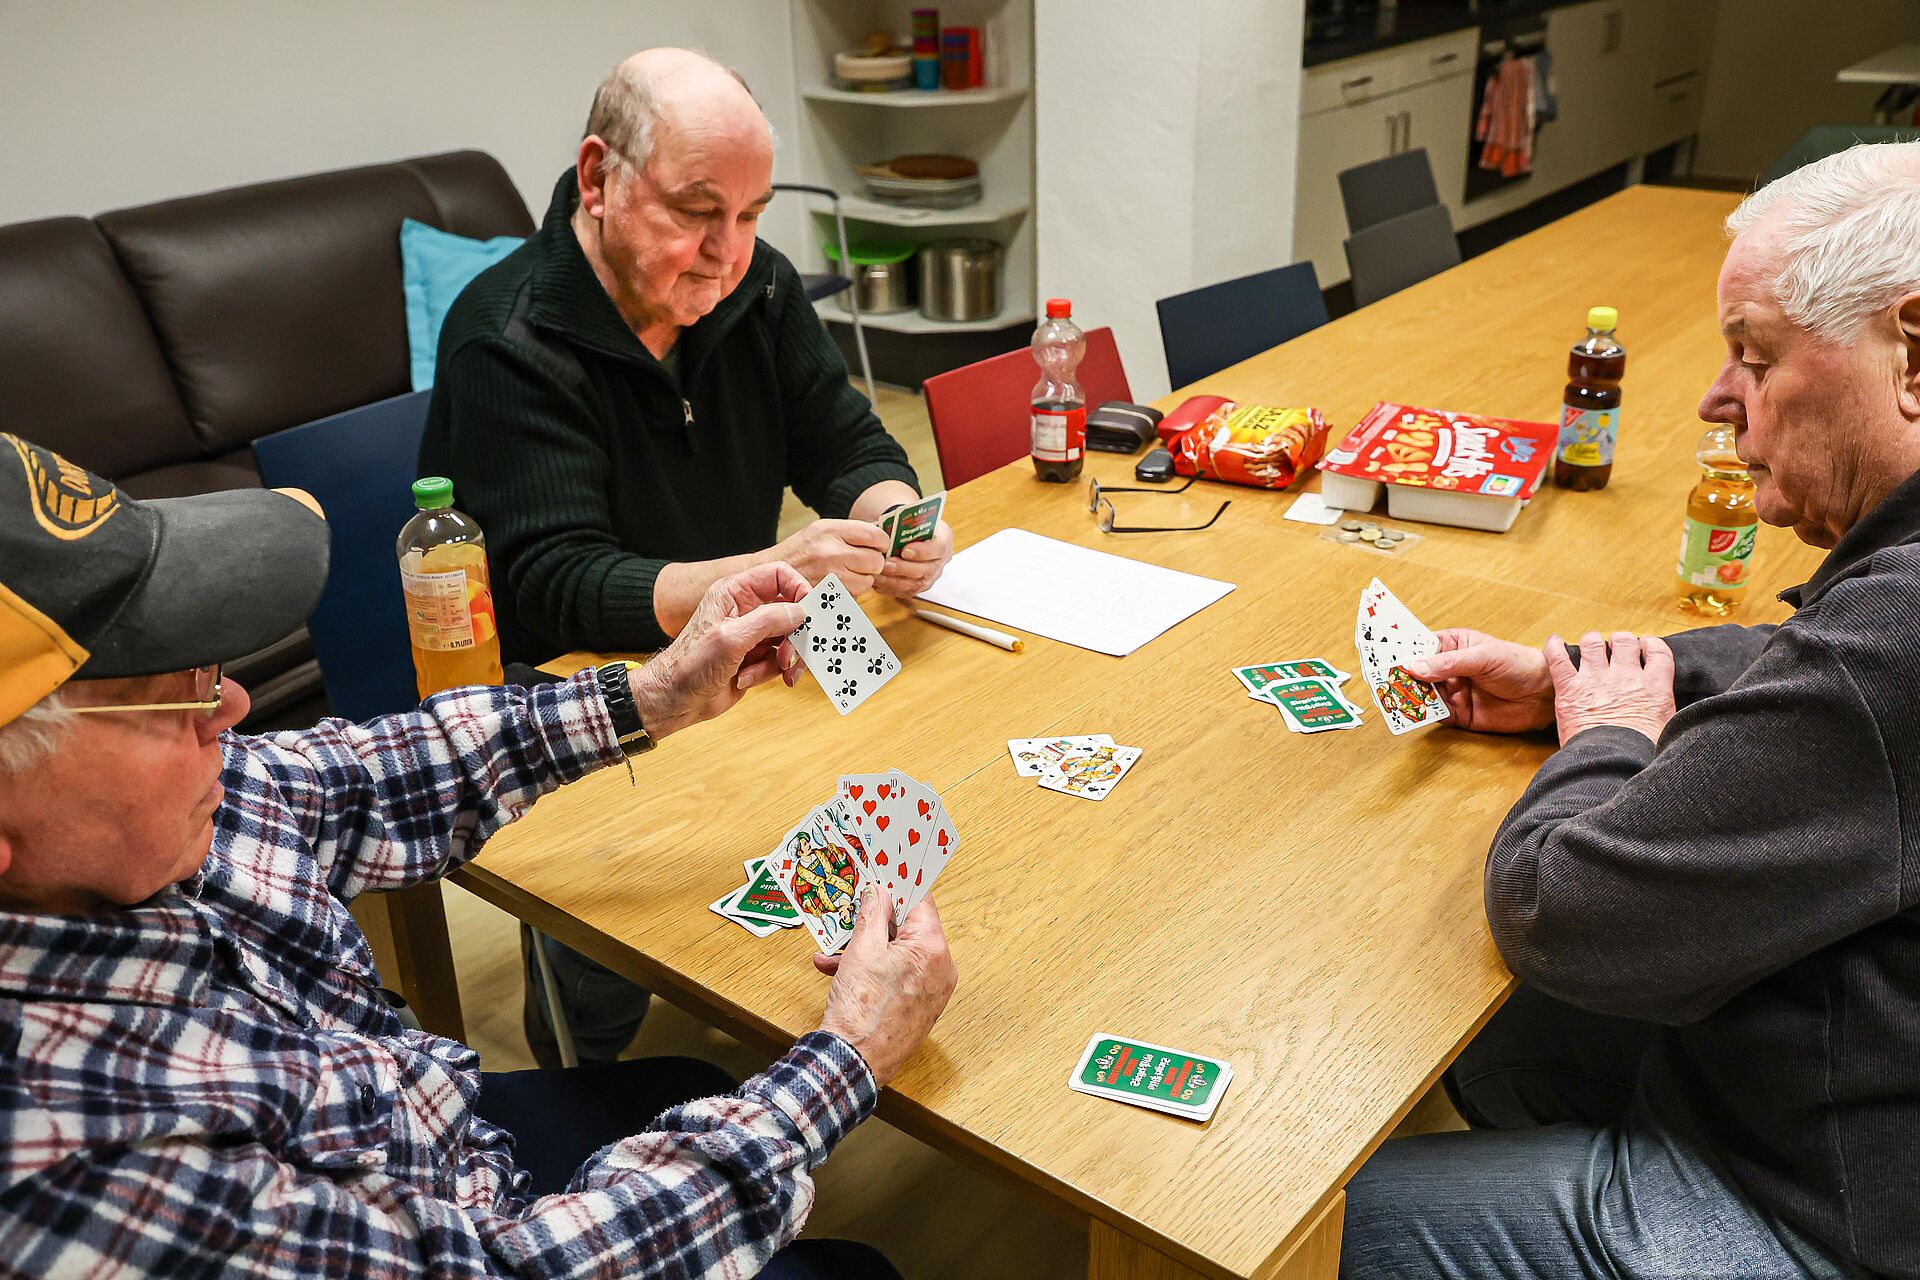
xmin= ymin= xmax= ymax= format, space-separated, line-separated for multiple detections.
xmin=923 ymin=326 xmax=1132 ymax=489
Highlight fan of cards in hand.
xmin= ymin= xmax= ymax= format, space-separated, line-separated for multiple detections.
xmin=710 ymin=771 xmax=957 ymax=954
xmin=1354 ymin=577 xmax=1450 ymax=735
xmin=1005 ymin=735 xmax=1144 ymax=800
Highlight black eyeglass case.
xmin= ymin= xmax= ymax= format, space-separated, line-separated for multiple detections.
xmin=1086 ymin=401 xmax=1164 ymax=454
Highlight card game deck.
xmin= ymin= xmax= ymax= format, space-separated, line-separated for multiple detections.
xmin=1262 ymin=678 xmax=1364 ymax=733
xmin=793 ymin=573 xmax=901 ymax=716
xmin=1230 ymin=659 xmax=1352 ymax=702
xmin=881 ymin=491 xmax=947 ymax=557
xmin=1006 ymin=734 xmax=1114 ymax=777
xmin=1354 ymin=579 xmax=1450 ymax=735
xmin=1067 ymin=1033 xmax=1234 ymax=1122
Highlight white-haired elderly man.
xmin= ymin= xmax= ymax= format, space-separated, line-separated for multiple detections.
xmin=418 ymin=46 xmax=956 ymax=1068
xmin=0 ymin=436 xmax=953 ymax=1279
xmin=1339 ymin=141 xmax=1920 ymax=1278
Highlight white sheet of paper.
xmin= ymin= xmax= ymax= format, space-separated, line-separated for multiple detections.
xmin=917 ymin=529 xmax=1235 ymax=657
xmin=1283 ymin=492 xmax=1345 ymax=525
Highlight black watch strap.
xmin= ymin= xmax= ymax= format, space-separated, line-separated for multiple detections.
xmin=596 ymin=661 xmax=654 ymax=756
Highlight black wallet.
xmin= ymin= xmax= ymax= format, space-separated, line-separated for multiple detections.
xmin=1085 ymin=401 xmax=1164 ymax=454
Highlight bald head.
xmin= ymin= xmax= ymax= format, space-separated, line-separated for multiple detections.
xmin=585 ymin=48 xmax=773 ymax=177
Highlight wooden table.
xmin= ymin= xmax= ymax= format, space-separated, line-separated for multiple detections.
xmin=438 ymin=185 xmax=1825 ymax=1279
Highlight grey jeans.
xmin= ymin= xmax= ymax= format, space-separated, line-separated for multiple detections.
xmin=1340 ymin=988 xmax=1865 ymax=1280
xmin=520 ymin=925 xmax=652 ymax=1068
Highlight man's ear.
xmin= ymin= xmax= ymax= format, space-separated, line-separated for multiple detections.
xmin=1896 ymin=293 xmax=1920 ymax=421
xmin=576 ymin=136 xmax=615 ymax=221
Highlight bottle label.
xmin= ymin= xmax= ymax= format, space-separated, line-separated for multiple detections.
xmin=1031 ymin=407 xmax=1086 ymax=463
xmin=1558 ymin=406 xmax=1620 ymax=467
xmin=1677 ymin=518 xmax=1757 ymax=589
xmin=403 ymin=566 xmax=480 ymax=651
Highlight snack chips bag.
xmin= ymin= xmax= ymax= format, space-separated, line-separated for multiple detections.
xmin=1157 ymin=396 xmax=1330 ymax=490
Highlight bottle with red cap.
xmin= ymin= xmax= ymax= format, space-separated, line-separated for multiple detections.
xmin=1030 ymin=298 xmax=1087 ymax=483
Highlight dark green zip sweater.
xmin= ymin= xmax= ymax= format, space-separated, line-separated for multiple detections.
xmin=419 ymin=171 xmax=918 ymax=663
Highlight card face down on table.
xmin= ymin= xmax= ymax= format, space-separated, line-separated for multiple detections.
xmin=1068 ymin=1033 xmax=1234 ymax=1122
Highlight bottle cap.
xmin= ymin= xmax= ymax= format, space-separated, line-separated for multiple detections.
xmin=1587 ymin=305 xmax=1619 ymax=332
xmin=1045 ymin=298 xmax=1072 ymax=319
xmin=412 ymin=476 xmax=454 ymax=510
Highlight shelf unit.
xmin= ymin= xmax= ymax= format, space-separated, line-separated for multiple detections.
xmin=789 ymin=0 xmax=1036 ymax=340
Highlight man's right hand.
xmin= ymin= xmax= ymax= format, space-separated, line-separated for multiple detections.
xmin=1409 ymin=628 xmax=1556 ymax=735
xmin=814 ymin=890 xmax=957 ymax=1088
xmin=772 ymin=520 xmax=892 ymax=596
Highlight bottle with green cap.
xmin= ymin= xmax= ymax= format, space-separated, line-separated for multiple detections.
xmin=1555 ymin=305 xmax=1626 ymax=491
xmin=396 ymin=476 xmax=502 ymax=698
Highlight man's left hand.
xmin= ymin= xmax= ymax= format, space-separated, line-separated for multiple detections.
xmin=873 ymin=520 xmax=953 ymax=599
xmin=629 ymin=562 xmax=809 ymax=740
xmin=1543 ymin=630 xmax=1677 ymax=747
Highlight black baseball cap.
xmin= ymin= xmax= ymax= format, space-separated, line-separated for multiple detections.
xmin=0 ymin=433 xmax=330 ymax=728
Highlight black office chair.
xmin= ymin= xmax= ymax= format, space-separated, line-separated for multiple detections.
xmin=1338 ymin=148 xmax=1443 ymax=235
xmin=1343 ymin=203 xmax=1462 ymax=308
xmin=1155 ymin=262 xmax=1329 ymax=390
xmin=772 ymin=183 xmax=876 ymax=403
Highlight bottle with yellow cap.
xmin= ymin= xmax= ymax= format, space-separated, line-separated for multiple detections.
xmin=397 ymin=476 xmax=503 ymax=698
xmin=1554 ymin=305 xmax=1625 ymax=491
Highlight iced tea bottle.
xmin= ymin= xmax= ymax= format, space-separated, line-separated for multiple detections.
xmin=1030 ymin=298 xmax=1087 ymax=483
xmin=1675 ymin=424 xmax=1758 ymax=616
xmin=1555 ymin=306 xmax=1626 ymax=490
xmin=397 ymin=477 xmax=504 ymax=697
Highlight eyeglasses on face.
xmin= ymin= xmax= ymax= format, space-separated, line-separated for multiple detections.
xmin=68 ymin=664 xmax=224 ymax=719
xmin=1086 ymin=477 xmax=1230 ymax=535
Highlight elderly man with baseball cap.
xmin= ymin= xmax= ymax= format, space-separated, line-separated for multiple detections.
xmin=0 ymin=434 xmax=954 ymax=1278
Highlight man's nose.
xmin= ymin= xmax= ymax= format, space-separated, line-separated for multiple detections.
xmin=1698 ymin=368 xmax=1742 ymax=426
xmin=201 ymin=679 xmax=251 ymax=741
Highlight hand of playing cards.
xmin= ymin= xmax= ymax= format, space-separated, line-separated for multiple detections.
xmin=1006 ymin=734 xmax=1144 ymax=800
xmin=1354 ymin=578 xmax=1450 ymax=735
xmin=713 ymin=772 xmax=959 ymax=953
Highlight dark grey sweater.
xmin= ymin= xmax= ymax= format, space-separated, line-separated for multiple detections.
xmin=1489 ymin=466 xmax=1920 ymax=1276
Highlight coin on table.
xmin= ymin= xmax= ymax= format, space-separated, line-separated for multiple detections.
xmin=1373 ymin=536 xmax=1396 ymax=549
xmin=1340 ymin=520 xmax=1364 ymax=532
xmin=1384 ymin=529 xmax=1407 ymax=542
xmin=1338 ymin=531 xmax=1361 ymax=543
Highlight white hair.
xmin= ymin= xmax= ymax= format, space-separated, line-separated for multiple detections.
xmin=585 ymin=52 xmax=774 ymax=177
xmin=1725 ymin=140 xmax=1920 ymax=343
xmin=0 ymin=690 xmax=75 ymax=775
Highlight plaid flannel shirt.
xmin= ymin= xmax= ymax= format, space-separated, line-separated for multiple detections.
xmin=0 ymin=672 xmax=876 ymax=1278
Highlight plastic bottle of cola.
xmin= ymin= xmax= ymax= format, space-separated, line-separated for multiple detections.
xmin=1031 ymin=298 xmax=1087 ymax=483
xmin=1555 ymin=305 xmax=1625 ymax=490
xmin=398 ymin=476 xmax=504 ymax=698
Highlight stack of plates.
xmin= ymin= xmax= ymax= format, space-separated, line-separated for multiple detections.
xmin=858 ymin=155 xmax=982 ymax=209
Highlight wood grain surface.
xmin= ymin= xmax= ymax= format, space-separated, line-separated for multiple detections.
xmin=451 ymin=185 xmax=1828 ymax=1280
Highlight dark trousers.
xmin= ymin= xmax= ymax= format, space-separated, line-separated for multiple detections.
xmin=475 ymin=1056 xmax=901 ymax=1280
xmin=1339 ymin=986 xmax=1862 ymax=1280
xmin=520 ymin=923 xmax=654 ymax=1068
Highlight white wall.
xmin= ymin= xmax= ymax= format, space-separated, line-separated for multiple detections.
xmin=0 ymin=0 xmax=807 ymax=258
xmin=1035 ymin=0 xmax=1305 ymax=401
xmin=1693 ymin=0 xmax=1920 ymax=184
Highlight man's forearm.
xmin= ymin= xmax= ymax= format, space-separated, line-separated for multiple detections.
xmin=850 ymin=479 xmax=919 ymax=524
xmin=652 ymin=552 xmax=770 ymax=638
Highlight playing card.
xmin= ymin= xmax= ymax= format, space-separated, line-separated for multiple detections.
xmin=1353 ymin=580 xmax=1449 ymax=735
xmin=768 ymin=811 xmax=871 ymax=953
xmin=1367 ymin=662 xmax=1452 ymax=735
xmin=1006 ymin=734 xmax=1115 ymax=777
xmin=1037 ymin=744 xmax=1143 ymax=801
xmin=1067 ymin=1033 xmax=1234 ymax=1122
xmin=882 ymin=491 xmax=946 ymax=557
xmin=1262 ymin=678 xmax=1365 ymax=733
xmin=883 ymin=771 xmax=957 ymax=921
xmin=709 ymin=883 xmax=785 ymax=937
xmin=1230 ymin=660 xmax=1351 ymax=703
xmin=725 ymin=857 xmax=803 ymax=926
xmin=1282 ymin=492 xmax=1344 ymax=525
xmin=834 ymin=772 xmax=900 ymax=846
xmin=794 ymin=573 xmax=900 ymax=715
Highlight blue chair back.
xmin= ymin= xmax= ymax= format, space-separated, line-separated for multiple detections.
xmin=1155 ymin=262 xmax=1330 ymax=391
xmin=251 ymin=391 xmax=431 ymax=721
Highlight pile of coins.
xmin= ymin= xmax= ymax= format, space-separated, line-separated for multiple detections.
xmin=1337 ymin=519 xmax=1407 ymax=550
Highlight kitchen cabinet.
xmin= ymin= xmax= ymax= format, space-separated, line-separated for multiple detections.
xmin=1643 ymin=0 xmax=1715 ymax=154
xmin=1293 ymin=29 xmax=1477 ymax=287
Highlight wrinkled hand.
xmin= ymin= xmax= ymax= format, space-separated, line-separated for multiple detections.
xmin=1408 ymin=628 xmax=1556 ymax=735
xmin=814 ymin=889 xmax=958 ymax=1087
xmin=873 ymin=520 xmax=954 ymax=599
xmin=628 ymin=562 xmax=809 ymax=740
xmin=1544 ymin=631 xmax=1677 ymax=746
xmin=774 ymin=519 xmax=892 ymax=597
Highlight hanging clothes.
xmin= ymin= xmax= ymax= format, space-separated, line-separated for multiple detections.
xmin=1475 ymin=53 xmax=1538 ymax=177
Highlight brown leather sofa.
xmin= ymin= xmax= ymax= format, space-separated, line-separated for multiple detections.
xmin=0 ymin=151 xmax=534 ymax=722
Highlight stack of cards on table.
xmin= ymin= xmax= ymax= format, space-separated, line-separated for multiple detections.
xmin=713 ymin=772 xmax=959 ymax=952
xmin=1354 ymin=578 xmax=1451 ymax=735
xmin=1006 ymin=734 xmax=1143 ymax=801
xmin=793 ymin=572 xmax=901 ymax=716
xmin=879 ymin=490 xmax=945 ymax=557
xmin=1067 ymin=1033 xmax=1234 ymax=1122
xmin=1229 ymin=659 xmax=1365 ymax=734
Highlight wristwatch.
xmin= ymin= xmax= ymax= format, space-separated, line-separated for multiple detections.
xmin=595 ymin=660 xmax=655 ymax=757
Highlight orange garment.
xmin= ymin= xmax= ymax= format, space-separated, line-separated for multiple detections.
xmin=1475 ymin=54 xmax=1536 ymax=177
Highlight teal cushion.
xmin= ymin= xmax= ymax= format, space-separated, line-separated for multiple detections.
xmin=400 ymin=218 xmax=523 ymax=391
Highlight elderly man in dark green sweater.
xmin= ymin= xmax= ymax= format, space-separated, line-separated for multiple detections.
xmin=1341 ymin=141 xmax=1920 ymax=1279
xmin=420 ymin=47 xmax=952 ymax=1067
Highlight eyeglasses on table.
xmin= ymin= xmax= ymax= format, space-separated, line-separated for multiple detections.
xmin=1086 ymin=476 xmax=1231 ymax=534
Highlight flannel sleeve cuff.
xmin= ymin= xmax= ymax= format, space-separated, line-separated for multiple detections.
xmin=527 ymin=669 xmax=627 ymax=780
xmin=746 ymin=1031 xmax=879 ymax=1168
